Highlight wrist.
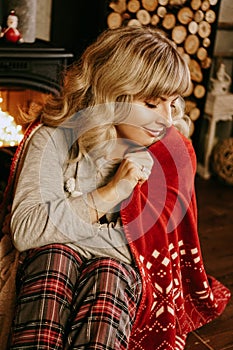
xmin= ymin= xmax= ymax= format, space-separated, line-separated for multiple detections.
xmin=97 ymin=183 xmax=120 ymax=206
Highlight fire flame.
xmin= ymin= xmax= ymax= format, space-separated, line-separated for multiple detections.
xmin=0 ymin=97 xmax=23 ymax=147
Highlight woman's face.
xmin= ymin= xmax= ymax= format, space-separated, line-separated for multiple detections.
xmin=115 ymin=95 xmax=178 ymax=147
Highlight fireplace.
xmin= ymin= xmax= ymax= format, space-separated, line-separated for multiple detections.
xmin=0 ymin=39 xmax=73 ymax=93
xmin=0 ymin=39 xmax=73 ymax=200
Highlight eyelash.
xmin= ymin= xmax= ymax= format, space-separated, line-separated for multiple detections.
xmin=144 ymin=102 xmax=158 ymax=109
xmin=145 ymin=102 xmax=176 ymax=109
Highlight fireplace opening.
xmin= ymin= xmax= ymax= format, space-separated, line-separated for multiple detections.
xmin=0 ymin=86 xmax=50 ymax=201
xmin=0 ymin=39 xmax=73 ymax=201
xmin=0 ymin=88 xmax=50 ymax=145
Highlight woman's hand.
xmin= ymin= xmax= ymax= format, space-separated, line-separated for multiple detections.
xmin=88 ymin=150 xmax=153 ymax=223
xmin=109 ymin=150 xmax=154 ymax=200
xmin=88 ymin=151 xmax=154 ymax=222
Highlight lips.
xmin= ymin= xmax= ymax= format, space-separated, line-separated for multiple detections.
xmin=145 ymin=127 xmax=166 ymax=138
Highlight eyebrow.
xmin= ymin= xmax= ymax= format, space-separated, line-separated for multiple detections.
xmin=160 ymin=95 xmax=179 ymax=102
xmin=145 ymin=95 xmax=179 ymax=104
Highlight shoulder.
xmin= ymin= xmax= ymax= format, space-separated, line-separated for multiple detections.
xmin=29 ymin=125 xmax=74 ymax=151
xmin=22 ymin=125 xmax=76 ymax=166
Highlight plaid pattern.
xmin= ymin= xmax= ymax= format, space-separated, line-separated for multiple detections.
xmin=10 ymin=244 xmax=142 ymax=350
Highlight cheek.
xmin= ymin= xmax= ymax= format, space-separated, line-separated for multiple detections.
xmin=116 ymin=124 xmax=137 ymax=139
xmin=130 ymin=105 xmax=162 ymax=127
xmin=116 ymin=124 xmax=153 ymax=147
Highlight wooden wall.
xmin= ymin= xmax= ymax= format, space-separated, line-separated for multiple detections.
xmin=106 ymin=0 xmax=222 ymax=142
xmin=50 ymin=0 xmax=222 ymax=146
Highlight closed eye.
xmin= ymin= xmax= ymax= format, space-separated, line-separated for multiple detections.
xmin=144 ymin=101 xmax=158 ymax=109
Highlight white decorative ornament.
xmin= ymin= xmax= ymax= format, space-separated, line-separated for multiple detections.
xmin=64 ymin=178 xmax=83 ymax=197
xmin=210 ymin=63 xmax=232 ymax=95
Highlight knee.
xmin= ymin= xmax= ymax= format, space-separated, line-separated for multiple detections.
xmin=82 ymin=257 xmax=142 ymax=299
xmin=18 ymin=244 xmax=83 ymax=289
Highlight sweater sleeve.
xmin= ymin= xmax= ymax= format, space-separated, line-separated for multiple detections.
xmin=10 ymin=126 xmax=97 ymax=252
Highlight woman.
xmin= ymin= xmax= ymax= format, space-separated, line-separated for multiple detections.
xmin=9 ymin=26 xmax=230 ymax=349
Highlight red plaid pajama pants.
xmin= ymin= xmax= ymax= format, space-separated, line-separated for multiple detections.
xmin=10 ymin=244 xmax=142 ymax=350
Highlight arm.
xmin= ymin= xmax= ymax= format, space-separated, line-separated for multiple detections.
xmin=11 ymin=126 xmax=153 ymax=251
xmin=10 ymin=126 xmax=94 ymax=251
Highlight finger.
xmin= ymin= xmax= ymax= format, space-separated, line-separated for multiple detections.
xmin=125 ymin=152 xmax=154 ymax=170
xmin=140 ymin=165 xmax=151 ymax=177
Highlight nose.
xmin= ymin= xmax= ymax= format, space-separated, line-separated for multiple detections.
xmin=157 ymin=103 xmax=173 ymax=127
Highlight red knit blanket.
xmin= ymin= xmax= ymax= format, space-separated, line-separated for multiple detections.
xmin=0 ymin=121 xmax=41 ymax=350
xmin=120 ymin=126 xmax=231 ymax=350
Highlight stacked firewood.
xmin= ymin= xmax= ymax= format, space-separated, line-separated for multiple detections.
xmin=107 ymin=0 xmax=219 ymax=136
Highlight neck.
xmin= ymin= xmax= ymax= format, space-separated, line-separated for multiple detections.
xmin=108 ymin=138 xmax=147 ymax=160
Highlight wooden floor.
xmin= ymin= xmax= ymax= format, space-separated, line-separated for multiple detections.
xmin=185 ymin=175 xmax=233 ymax=350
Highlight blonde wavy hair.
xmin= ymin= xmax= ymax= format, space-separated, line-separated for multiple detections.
xmin=21 ymin=25 xmax=191 ymax=159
